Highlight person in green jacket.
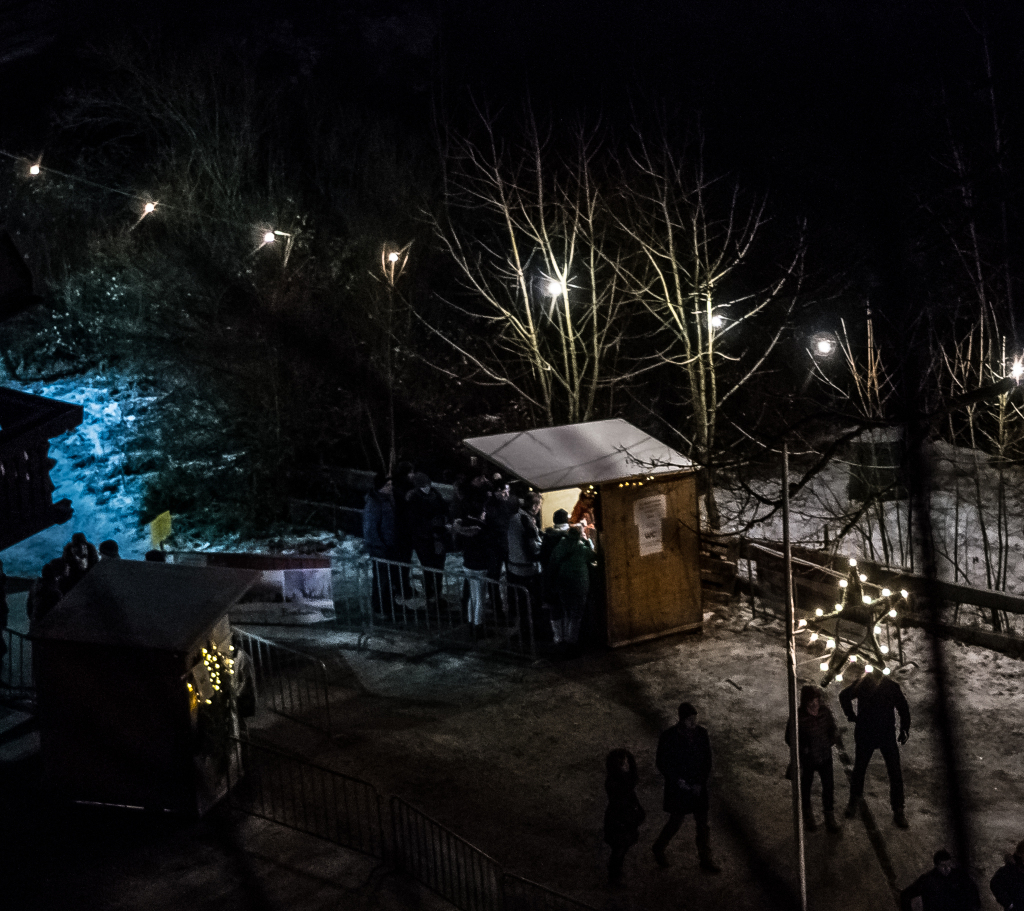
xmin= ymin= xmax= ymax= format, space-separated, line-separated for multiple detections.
xmin=548 ymin=525 xmax=596 ymax=646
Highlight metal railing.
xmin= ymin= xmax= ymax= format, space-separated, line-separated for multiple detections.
xmin=391 ymin=795 xmax=504 ymax=911
xmin=501 ymin=874 xmax=599 ymax=911
xmin=227 ymin=737 xmax=385 ymax=859
xmin=223 ymin=738 xmax=595 ymax=911
xmin=232 ymin=628 xmax=332 ymax=731
xmin=335 ymin=557 xmax=539 ymax=659
xmin=0 ymin=628 xmax=34 ymax=704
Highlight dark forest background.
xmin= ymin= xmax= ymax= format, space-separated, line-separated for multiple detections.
xmin=2 ymin=0 xmax=1024 ymax=535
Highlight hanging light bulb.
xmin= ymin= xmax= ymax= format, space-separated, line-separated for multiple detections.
xmin=263 ymin=231 xmax=276 ymax=244
xmin=849 ymin=558 xmax=858 ymax=567
xmin=143 ymin=201 xmax=157 ymax=214
xmin=882 ymin=667 xmax=891 ymax=675
xmin=874 ymin=626 xmax=882 ymax=636
xmin=900 ymin=590 xmax=909 ymax=599
xmin=815 ymin=607 xmax=824 ymax=617
xmin=863 ymin=595 xmax=872 ymax=604
xmin=29 ymin=164 xmax=40 ymax=175
xmin=388 ymin=251 xmax=400 ymax=263
xmin=835 ymin=673 xmax=844 ymax=682
xmin=889 ymin=608 xmax=898 ymax=618
xmin=880 ymin=645 xmax=890 ymax=654
xmin=881 ymin=589 xmax=891 ymax=598
xmin=836 ymin=604 xmax=844 ymax=612
xmin=826 ymin=639 xmax=836 ymax=650
xmin=839 ymin=580 xmax=848 ymax=589
xmin=798 ymin=619 xmax=807 ymax=628
xmin=810 ymin=633 xmax=819 ymax=642
xmin=864 ymin=664 xmax=874 ymax=673
xmin=820 ymin=661 xmax=829 ymax=671
xmin=859 ymin=573 xmax=867 ymax=583
xmin=849 ymin=655 xmax=857 ymax=662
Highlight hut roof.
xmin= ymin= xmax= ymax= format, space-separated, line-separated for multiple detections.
xmin=32 ymin=560 xmax=258 ymax=652
xmin=464 ymin=419 xmax=692 ymax=491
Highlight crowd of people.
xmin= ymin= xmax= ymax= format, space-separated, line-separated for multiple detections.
xmin=602 ymin=683 xmax=1022 ymax=911
xmin=362 ymin=462 xmax=598 ymax=649
xmin=22 ymin=532 xmax=122 ymax=627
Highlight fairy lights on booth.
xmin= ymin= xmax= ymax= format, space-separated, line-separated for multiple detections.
xmin=794 ymin=557 xmax=909 ymax=688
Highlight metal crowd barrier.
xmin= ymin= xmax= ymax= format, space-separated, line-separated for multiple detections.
xmin=227 ymin=737 xmax=385 ymax=859
xmin=345 ymin=558 xmax=539 ymax=659
xmin=0 ymin=628 xmax=34 ymax=704
xmin=232 ymin=628 xmax=332 ymax=731
xmin=224 ymin=738 xmax=596 ymax=911
xmin=391 ymin=795 xmax=504 ymax=911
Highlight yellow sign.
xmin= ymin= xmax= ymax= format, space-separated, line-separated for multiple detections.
xmin=149 ymin=511 xmax=172 ymax=549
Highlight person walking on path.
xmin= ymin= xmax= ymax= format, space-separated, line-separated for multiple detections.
xmin=785 ymin=684 xmax=841 ymax=833
xmin=603 ymin=748 xmax=645 ymax=887
xmin=651 ymin=701 xmax=721 ymax=873
xmin=991 ymin=840 xmax=1024 ymax=910
xmin=839 ymin=663 xmax=912 ymax=828
xmin=900 ymin=849 xmax=980 ymax=911
xmin=547 ymin=524 xmax=596 ymax=648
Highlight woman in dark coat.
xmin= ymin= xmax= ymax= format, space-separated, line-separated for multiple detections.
xmin=548 ymin=525 xmax=596 ymax=646
xmin=785 ymin=684 xmax=841 ymax=832
xmin=603 ymin=748 xmax=645 ymax=886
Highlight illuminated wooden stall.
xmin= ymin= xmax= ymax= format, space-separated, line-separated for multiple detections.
xmin=32 ymin=560 xmax=259 ymax=816
xmin=464 ymin=419 xmax=703 ymax=647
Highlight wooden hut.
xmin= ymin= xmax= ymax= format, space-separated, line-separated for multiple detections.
xmin=32 ymin=560 xmax=258 ymax=816
xmin=464 ymin=419 xmax=702 ymax=646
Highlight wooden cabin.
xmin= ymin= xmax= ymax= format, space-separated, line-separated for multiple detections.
xmin=32 ymin=560 xmax=258 ymax=816
xmin=464 ymin=419 xmax=703 ymax=647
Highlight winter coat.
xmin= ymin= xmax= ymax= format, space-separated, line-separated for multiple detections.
xmin=363 ymin=489 xmax=397 ymax=559
xmin=540 ymin=526 xmax=569 ymax=585
xmin=900 ymin=867 xmax=980 ymax=911
xmin=656 ymin=723 xmax=712 ymax=814
xmin=549 ymin=535 xmax=595 ymax=592
xmin=482 ymin=494 xmax=517 ymax=564
xmin=839 ymin=674 xmax=911 ymax=744
xmin=27 ymin=578 xmax=62 ymax=625
xmin=603 ymin=769 xmax=646 ymax=848
xmin=456 ymin=516 xmax=491 ymax=573
xmin=991 ymin=856 xmax=1024 ymax=911
xmin=785 ymin=705 xmax=839 ymax=767
xmin=406 ymin=487 xmax=449 ymax=550
xmin=507 ymin=510 xmax=542 ymax=577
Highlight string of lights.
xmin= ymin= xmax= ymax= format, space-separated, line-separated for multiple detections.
xmin=0 ymin=148 xmax=293 ymax=250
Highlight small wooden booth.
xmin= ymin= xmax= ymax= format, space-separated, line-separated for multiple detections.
xmin=32 ymin=560 xmax=259 ymax=815
xmin=464 ymin=419 xmax=703 ymax=647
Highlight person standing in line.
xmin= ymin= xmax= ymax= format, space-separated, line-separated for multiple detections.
xmin=839 ymin=663 xmax=912 ymax=828
xmin=785 ymin=684 xmax=841 ymax=833
xmin=406 ymin=472 xmax=449 ymax=609
xmin=651 ymin=702 xmax=721 ymax=873
xmin=900 ymin=849 xmax=980 ymax=911
xmin=98 ymin=540 xmax=120 ymax=560
xmin=547 ymin=524 xmax=596 ymax=649
xmin=61 ymin=532 xmax=98 ymax=592
xmin=991 ymin=840 xmax=1024 ymax=911
xmin=27 ymin=559 xmax=64 ymax=629
xmin=540 ymin=509 xmax=571 ymax=643
xmin=506 ymin=491 xmax=546 ymax=640
xmin=363 ymin=472 xmax=398 ymax=617
xmin=482 ymin=476 xmax=517 ymax=612
xmin=392 ymin=461 xmax=417 ymax=600
xmin=603 ymin=748 xmax=645 ymax=887
xmin=453 ymin=501 xmax=490 ymax=629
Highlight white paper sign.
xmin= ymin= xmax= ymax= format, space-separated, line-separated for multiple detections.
xmin=633 ymin=494 xmax=668 ymax=556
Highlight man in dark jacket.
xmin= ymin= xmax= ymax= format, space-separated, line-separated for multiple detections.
xmin=991 ymin=841 xmax=1024 ymax=911
xmin=839 ymin=663 xmax=912 ymax=827
xmin=651 ymin=702 xmax=720 ymax=873
xmin=900 ymin=849 xmax=980 ymax=911
xmin=363 ymin=472 xmax=398 ymax=616
xmin=406 ymin=472 xmax=449 ymax=609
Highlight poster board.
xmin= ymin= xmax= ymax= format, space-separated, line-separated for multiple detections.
xmin=601 ymin=472 xmax=702 ymax=646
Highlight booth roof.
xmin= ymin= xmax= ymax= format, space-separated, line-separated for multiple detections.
xmin=32 ymin=560 xmax=259 ymax=652
xmin=463 ymin=419 xmax=692 ymax=491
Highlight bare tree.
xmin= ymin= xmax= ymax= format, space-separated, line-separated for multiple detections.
xmin=615 ymin=134 xmax=806 ymax=527
xmin=430 ymin=108 xmax=641 ymax=425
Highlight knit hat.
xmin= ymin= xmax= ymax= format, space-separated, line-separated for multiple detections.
xmin=412 ymin=472 xmax=431 ymax=488
xmin=677 ymin=702 xmax=698 ymax=720
xmin=553 ymin=509 xmax=569 ymax=525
